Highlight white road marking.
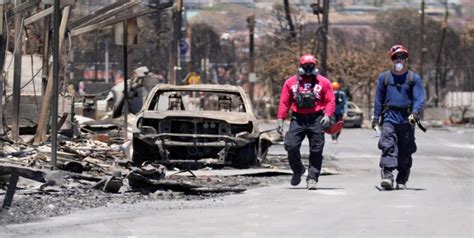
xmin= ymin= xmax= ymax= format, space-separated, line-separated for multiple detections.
xmin=330 ymin=153 xmax=472 ymax=161
xmin=310 ymin=190 xmax=347 ymax=195
xmin=446 ymin=143 xmax=474 ymax=150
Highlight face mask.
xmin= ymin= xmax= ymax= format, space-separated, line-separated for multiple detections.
xmin=300 ymin=65 xmax=318 ymax=76
xmin=394 ymin=63 xmax=404 ymax=72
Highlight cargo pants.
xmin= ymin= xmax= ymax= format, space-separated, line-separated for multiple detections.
xmin=378 ymin=122 xmax=417 ymax=183
xmin=284 ymin=112 xmax=325 ymax=181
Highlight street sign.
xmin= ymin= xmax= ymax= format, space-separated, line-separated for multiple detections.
xmin=249 ymin=73 xmax=257 ymax=83
xmin=180 ymin=38 xmax=190 ymax=62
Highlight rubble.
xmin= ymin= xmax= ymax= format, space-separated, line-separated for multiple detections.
xmin=0 ymin=111 xmax=340 ymax=225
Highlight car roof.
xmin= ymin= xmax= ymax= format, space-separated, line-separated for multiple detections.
xmin=152 ymin=84 xmax=244 ymax=93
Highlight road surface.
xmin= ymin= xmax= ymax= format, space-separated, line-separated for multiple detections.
xmin=1 ymin=127 xmax=473 ymax=237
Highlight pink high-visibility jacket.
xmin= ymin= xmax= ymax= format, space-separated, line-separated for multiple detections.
xmin=277 ymin=74 xmax=335 ymax=120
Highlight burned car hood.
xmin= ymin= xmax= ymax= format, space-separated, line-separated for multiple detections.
xmin=140 ymin=111 xmax=255 ymax=124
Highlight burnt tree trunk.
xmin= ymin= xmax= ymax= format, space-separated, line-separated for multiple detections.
xmin=283 ymin=0 xmax=296 ymax=39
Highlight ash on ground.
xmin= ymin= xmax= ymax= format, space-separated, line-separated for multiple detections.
xmin=0 ymin=154 xmax=338 ymax=225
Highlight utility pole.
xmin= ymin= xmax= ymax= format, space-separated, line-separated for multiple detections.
xmin=42 ymin=4 xmax=51 ymax=95
xmin=434 ymin=1 xmax=449 ymax=107
xmin=51 ymin=0 xmax=60 ymax=170
xmin=168 ymin=0 xmax=183 ymax=85
xmin=247 ymin=14 xmax=255 ymax=102
xmin=12 ymin=0 xmax=23 ymax=140
xmin=95 ymin=30 xmax=99 ymax=81
xmin=420 ymin=0 xmax=427 ymax=102
xmin=320 ymin=0 xmax=330 ymax=77
xmin=0 ymin=2 xmax=5 ymax=135
xmin=123 ymin=20 xmax=128 ymax=141
xmin=105 ymin=41 xmax=109 ymax=83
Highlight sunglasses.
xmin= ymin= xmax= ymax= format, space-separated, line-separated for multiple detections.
xmin=392 ymin=54 xmax=407 ymax=60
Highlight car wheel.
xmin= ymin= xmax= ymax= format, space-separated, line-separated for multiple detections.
xmin=132 ymin=139 xmax=161 ymax=166
xmin=356 ymin=117 xmax=363 ymax=128
xmin=258 ymin=138 xmax=272 ymax=162
xmin=231 ymin=142 xmax=258 ymax=169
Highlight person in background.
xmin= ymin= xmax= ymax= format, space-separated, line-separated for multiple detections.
xmin=331 ymin=81 xmax=348 ymax=143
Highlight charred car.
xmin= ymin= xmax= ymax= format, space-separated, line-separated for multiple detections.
xmin=132 ymin=84 xmax=272 ymax=168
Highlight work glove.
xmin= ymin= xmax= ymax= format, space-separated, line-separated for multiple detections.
xmin=371 ymin=116 xmax=380 ymax=130
xmin=408 ymin=112 xmax=419 ymax=125
xmin=320 ymin=115 xmax=330 ymax=129
xmin=277 ymin=119 xmax=284 ymax=135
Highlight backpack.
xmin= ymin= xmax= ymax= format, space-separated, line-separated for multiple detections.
xmin=383 ymin=70 xmax=415 ymax=88
xmin=382 ymin=70 xmax=415 ymax=109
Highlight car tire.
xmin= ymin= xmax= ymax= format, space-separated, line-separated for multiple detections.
xmin=132 ymin=139 xmax=161 ymax=166
xmin=231 ymin=142 xmax=258 ymax=169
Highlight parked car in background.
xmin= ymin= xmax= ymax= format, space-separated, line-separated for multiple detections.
xmin=132 ymin=84 xmax=273 ymax=169
xmin=344 ymin=101 xmax=363 ymax=128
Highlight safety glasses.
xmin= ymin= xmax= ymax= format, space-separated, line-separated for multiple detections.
xmin=392 ymin=54 xmax=407 ymax=61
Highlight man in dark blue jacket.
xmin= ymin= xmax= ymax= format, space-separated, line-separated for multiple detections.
xmin=372 ymin=45 xmax=425 ymax=190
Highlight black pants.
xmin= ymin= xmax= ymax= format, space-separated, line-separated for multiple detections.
xmin=284 ymin=113 xmax=325 ymax=180
xmin=378 ymin=122 xmax=417 ymax=184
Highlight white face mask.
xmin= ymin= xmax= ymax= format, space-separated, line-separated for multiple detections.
xmin=394 ymin=63 xmax=404 ymax=72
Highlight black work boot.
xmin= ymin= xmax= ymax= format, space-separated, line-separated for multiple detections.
xmin=291 ymin=167 xmax=306 ymax=186
xmin=380 ymin=168 xmax=394 ymax=190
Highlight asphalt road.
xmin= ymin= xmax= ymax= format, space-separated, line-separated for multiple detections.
xmin=1 ymin=126 xmax=473 ymax=237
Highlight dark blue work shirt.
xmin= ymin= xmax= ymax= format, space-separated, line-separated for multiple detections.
xmin=373 ymin=70 xmax=425 ymax=124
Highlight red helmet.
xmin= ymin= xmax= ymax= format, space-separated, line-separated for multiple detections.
xmin=324 ymin=121 xmax=344 ymax=135
xmin=299 ymin=54 xmax=317 ymax=65
xmin=331 ymin=82 xmax=341 ymax=90
xmin=389 ymin=45 xmax=409 ymax=59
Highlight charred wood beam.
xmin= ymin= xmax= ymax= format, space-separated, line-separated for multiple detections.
xmin=59 ymin=170 xmax=102 ymax=182
xmin=72 ymin=1 xmax=141 ymax=29
xmin=23 ymin=0 xmax=76 ymax=25
xmin=127 ymin=172 xmax=199 ymax=191
xmin=70 ymin=0 xmax=129 ymax=28
xmin=0 ymin=164 xmax=46 ymax=183
xmin=34 ymin=6 xmax=70 ymax=145
xmin=126 ymin=172 xmax=245 ymax=194
xmin=0 ymin=164 xmax=103 ymax=207
xmin=70 ymin=8 xmax=156 ymax=36
xmin=24 ymin=6 xmax=53 ymax=25
xmin=71 ymin=1 xmax=140 ymax=28
xmin=6 ymin=0 xmax=41 ymax=18
xmin=2 ymin=173 xmax=19 ymax=208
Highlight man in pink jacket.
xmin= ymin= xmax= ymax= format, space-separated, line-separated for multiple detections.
xmin=277 ymin=54 xmax=335 ymax=190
